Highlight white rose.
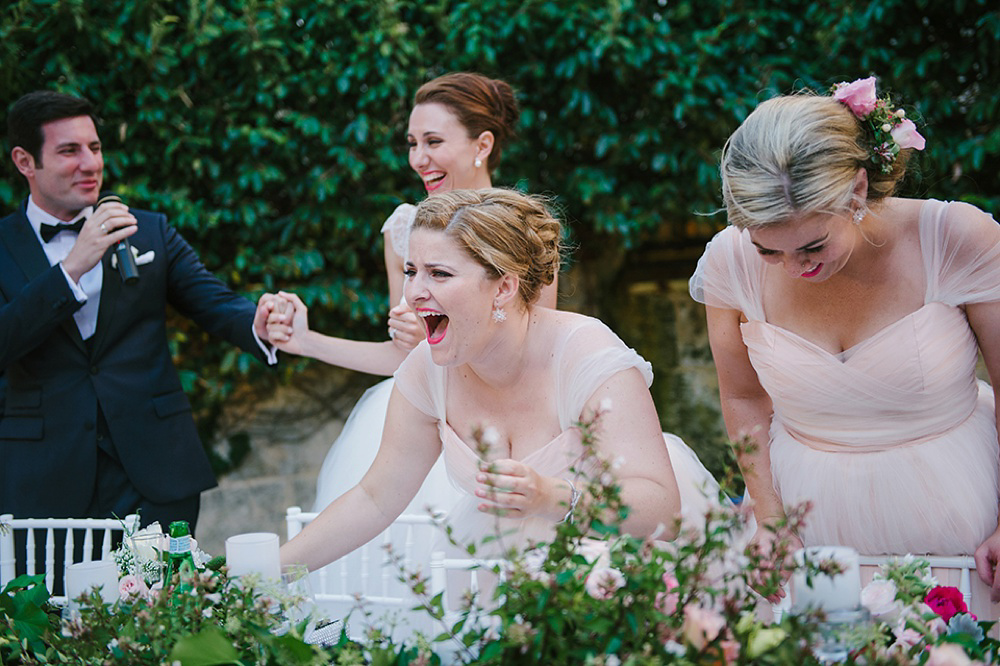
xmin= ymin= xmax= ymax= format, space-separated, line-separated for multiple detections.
xmin=861 ymin=579 xmax=902 ymax=620
xmin=584 ymin=566 xmax=625 ymax=600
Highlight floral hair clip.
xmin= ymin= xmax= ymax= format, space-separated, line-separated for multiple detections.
xmin=831 ymin=76 xmax=926 ymax=174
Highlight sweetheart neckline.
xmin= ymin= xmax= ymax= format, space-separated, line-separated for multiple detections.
xmin=440 ymin=420 xmax=580 ymax=463
xmin=743 ymin=302 xmax=958 ymax=360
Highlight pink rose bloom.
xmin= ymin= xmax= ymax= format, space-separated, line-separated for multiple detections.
xmin=833 ymin=77 xmax=878 ymax=117
xmin=584 ymin=566 xmax=625 ymax=600
xmin=890 ymin=626 xmax=922 ymax=651
xmin=655 ymin=574 xmax=680 ymax=615
xmin=891 ymin=118 xmax=926 ymax=151
xmin=682 ymin=604 xmax=726 ymax=650
xmin=925 ymin=643 xmax=975 ymax=666
xmin=118 ymin=574 xmax=149 ymax=602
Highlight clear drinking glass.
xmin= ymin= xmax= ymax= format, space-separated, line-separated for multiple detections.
xmin=129 ymin=532 xmax=166 ymax=586
xmin=280 ymin=563 xmax=316 ymax=624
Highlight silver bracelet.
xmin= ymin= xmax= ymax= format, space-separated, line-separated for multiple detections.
xmin=559 ymin=479 xmax=581 ymax=524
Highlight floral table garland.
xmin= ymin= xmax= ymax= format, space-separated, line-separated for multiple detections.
xmin=2 ymin=414 xmax=997 ymax=665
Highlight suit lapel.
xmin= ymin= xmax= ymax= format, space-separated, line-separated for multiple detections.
xmin=0 ymin=203 xmax=52 ymax=284
xmin=0 ymin=203 xmax=87 ymax=353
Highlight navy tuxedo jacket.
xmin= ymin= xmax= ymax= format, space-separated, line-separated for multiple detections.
xmin=0 ymin=200 xmax=266 ymax=518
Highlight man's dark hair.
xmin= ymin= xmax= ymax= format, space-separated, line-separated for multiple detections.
xmin=7 ymin=91 xmax=98 ymax=166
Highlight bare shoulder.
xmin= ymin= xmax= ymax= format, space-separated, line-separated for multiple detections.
xmin=535 ymin=308 xmax=612 ymax=335
xmin=529 ymin=308 xmax=621 ymax=351
xmin=881 ymin=197 xmax=923 ymax=232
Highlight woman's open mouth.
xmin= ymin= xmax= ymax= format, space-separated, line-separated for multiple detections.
xmin=419 ymin=310 xmax=449 ymax=344
xmin=423 ymin=172 xmax=446 ymax=192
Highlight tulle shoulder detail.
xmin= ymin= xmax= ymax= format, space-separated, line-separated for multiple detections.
xmin=688 ymin=226 xmax=766 ymax=319
xmin=921 ymin=199 xmax=1000 ymax=306
xmin=380 ymin=203 xmax=417 ymax=259
xmin=393 ymin=342 xmax=446 ymax=420
xmin=552 ymin=314 xmax=653 ymax=430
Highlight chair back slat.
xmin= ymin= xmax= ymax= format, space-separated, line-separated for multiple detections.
xmin=0 ymin=514 xmax=139 ymax=606
xmin=283 ymin=507 xmax=443 ymax=641
xmin=773 ymin=553 xmax=979 ymax=621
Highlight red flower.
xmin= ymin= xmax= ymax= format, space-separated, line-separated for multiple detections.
xmin=924 ymin=586 xmax=968 ymax=622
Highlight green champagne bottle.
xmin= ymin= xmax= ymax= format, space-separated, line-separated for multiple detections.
xmin=166 ymin=520 xmax=197 ymax=585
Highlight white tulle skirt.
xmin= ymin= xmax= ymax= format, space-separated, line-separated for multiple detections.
xmin=312 ymin=378 xmax=462 ymax=516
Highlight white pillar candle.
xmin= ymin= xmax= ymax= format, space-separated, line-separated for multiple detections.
xmin=65 ymin=559 xmax=120 ymax=609
xmin=225 ymin=532 xmax=281 ymax=582
xmin=791 ymin=546 xmax=861 ymax=612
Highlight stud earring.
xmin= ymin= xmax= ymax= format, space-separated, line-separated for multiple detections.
xmin=492 ymin=306 xmax=506 ymax=323
xmin=852 ymin=209 xmax=864 ymax=224
xmin=474 ymin=157 xmax=483 ymax=168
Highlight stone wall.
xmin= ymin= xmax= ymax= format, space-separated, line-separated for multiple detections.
xmin=196 ymin=373 xmax=379 ymax=556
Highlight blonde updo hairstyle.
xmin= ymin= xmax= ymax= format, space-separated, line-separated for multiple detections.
xmin=412 ymin=188 xmax=561 ymax=307
xmin=720 ymin=94 xmax=911 ymax=229
xmin=413 ymin=72 xmax=520 ymax=173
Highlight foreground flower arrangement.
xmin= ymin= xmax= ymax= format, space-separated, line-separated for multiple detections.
xmin=0 ymin=552 xmax=332 ymax=664
xmin=858 ymin=557 xmax=999 ymax=664
xmin=2 ymin=414 xmax=997 ymax=664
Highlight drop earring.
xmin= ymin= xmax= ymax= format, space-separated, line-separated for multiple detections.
xmin=474 ymin=157 xmax=483 ymax=168
xmin=853 ymin=209 xmax=865 ymax=224
xmin=492 ymin=305 xmax=506 ymax=323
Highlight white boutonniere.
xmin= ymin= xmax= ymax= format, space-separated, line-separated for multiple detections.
xmin=111 ymin=246 xmax=155 ymax=269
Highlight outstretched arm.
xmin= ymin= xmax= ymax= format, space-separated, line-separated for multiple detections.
xmin=280 ymin=384 xmax=441 ymax=571
xmin=265 ymin=291 xmax=409 ymax=376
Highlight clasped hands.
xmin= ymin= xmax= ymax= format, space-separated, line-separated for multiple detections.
xmin=252 ymin=291 xmax=423 ymax=353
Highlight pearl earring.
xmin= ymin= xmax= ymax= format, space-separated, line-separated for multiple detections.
xmin=492 ymin=306 xmax=506 ymax=323
xmin=474 ymin=157 xmax=483 ymax=168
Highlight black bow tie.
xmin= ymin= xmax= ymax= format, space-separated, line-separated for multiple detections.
xmin=40 ymin=218 xmax=85 ymax=243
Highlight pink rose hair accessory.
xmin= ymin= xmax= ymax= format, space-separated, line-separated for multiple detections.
xmin=832 ymin=76 xmax=878 ymax=116
xmin=831 ymin=76 xmax=926 ymax=174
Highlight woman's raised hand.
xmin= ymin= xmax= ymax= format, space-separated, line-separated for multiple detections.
xmin=387 ymin=303 xmax=423 ymax=351
xmin=474 ymin=458 xmax=571 ymax=521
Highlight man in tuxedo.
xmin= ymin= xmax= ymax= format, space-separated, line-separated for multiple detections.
xmin=0 ymin=90 xmax=280 ymax=530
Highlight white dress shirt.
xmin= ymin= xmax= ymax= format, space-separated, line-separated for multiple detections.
xmin=26 ymin=196 xmax=100 ymax=339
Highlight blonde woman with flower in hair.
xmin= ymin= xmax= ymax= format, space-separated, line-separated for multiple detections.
xmin=690 ymin=76 xmax=1000 ymax=617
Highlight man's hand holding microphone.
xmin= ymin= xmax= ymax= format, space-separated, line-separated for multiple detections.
xmin=62 ymin=195 xmax=138 ymax=284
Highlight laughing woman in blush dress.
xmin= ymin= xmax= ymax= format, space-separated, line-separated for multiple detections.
xmin=275 ymin=188 xmax=722 ymax=573
xmin=690 ymin=76 xmax=1000 ymax=616
xmin=268 ymin=73 xmax=557 ymax=517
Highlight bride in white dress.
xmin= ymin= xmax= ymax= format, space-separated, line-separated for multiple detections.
xmin=267 ymin=73 xmax=557 ymax=517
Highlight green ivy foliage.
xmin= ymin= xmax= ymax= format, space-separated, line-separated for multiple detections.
xmin=1 ymin=0 xmax=997 ymax=463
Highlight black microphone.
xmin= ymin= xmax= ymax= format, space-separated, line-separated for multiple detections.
xmin=96 ymin=194 xmax=139 ymax=285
